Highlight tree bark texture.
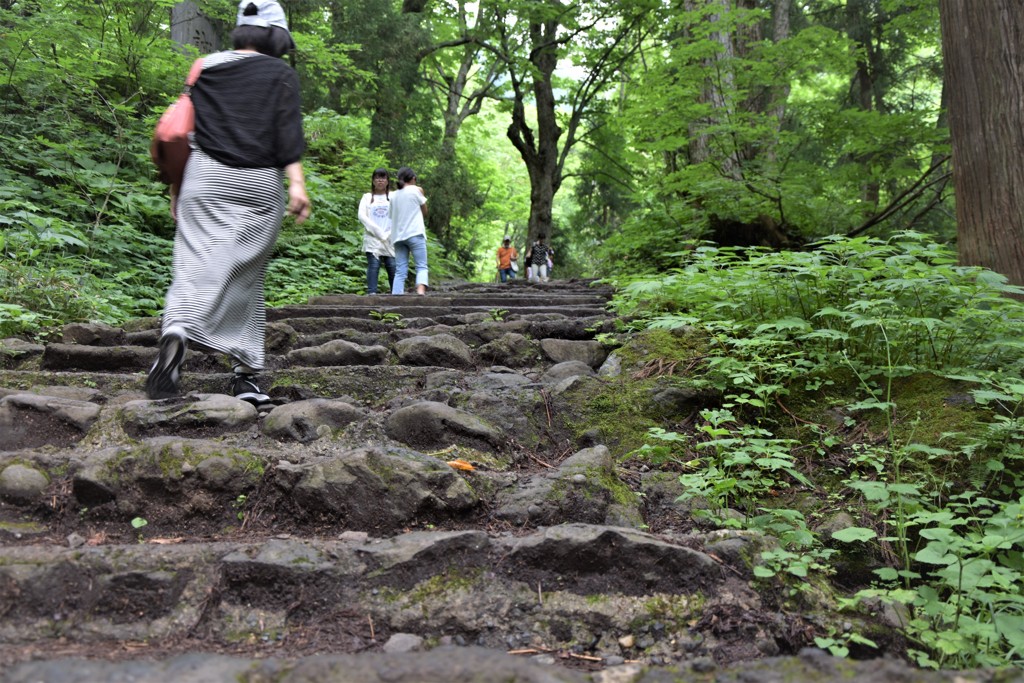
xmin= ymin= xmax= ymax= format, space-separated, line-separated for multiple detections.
xmin=939 ymin=0 xmax=1024 ymax=285
xmin=170 ymin=2 xmax=220 ymax=54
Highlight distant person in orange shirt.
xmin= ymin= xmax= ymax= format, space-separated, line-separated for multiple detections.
xmin=496 ymin=236 xmax=518 ymax=283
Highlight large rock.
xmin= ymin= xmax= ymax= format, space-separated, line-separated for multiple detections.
xmin=393 ymin=334 xmax=474 ymax=369
xmin=20 ymin=385 xmax=105 ymax=403
xmin=119 ymin=395 xmax=257 ymax=438
xmin=538 ymin=339 xmax=608 ymax=368
xmin=493 ymin=445 xmax=630 ymax=526
xmin=0 ymin=337 xmax=45 ymax=368
xmin=461 ymin=320 xmax=532 ymax=345
xmin=73 ymin=439 xmax=266 ymax=510
xmin=510 ymin=523 xmax=721 ymax=594
xmin=288 ymin=448 xmax=479 ymax=530
xmin=0 ymin=393 xmax=102 ymax=450
xmin=0 ymin=464 xmax=49 ymax=503
xmin=541 ymin=360 xmax=595 ymax=385
xmin=475 ymin=333 xmax=539 ymax=368
xmin=385 ymin=401 xmax=503 ymax=452
xmin=529 ymin=317 xmax=614 ymax=340
xmin=263 ymin=399 xmax=367 ymax=442
xmin=40 ymin=343 xmax=155 ymax=371
xmin=61 ymin=322 xmax=126 ymax=346
xmin=356 ymin=530 xmax=491 ymax=574
xmin=650 ymin=385 xmax=720 ymax=417
xmin=265 ymin=321 xmax=298 ymax=354
xmin=72 ymin=446 xmax=126 ymax=505
xmin=286 ymin=339 xmax=390 ymax=366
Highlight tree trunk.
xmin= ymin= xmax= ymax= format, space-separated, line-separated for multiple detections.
xmin=506 ymin=16 xmax=562 ymax=246
xmin=847 ymin=0 xmax=881 ymax=207
xmin=939 ymin=0 xmax=1024 ymax=285
xmin=170 ymin=2 xmax=220 ymax=54
xmin=422 ymin=1 xmax=498 ymax=247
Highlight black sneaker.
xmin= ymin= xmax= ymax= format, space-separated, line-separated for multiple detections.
xmin=231 ymin=373 xmax=272 ymax=406
xmin=145 ymin=331 xmax=186 ymax=399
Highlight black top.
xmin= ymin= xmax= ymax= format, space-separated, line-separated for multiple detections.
xmin=191 ymin=54 xmax=305 ymax=169
xmin=529 ymin=242 xmax=553 ymax=266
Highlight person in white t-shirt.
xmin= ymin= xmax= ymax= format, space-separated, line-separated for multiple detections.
xmin=358 ymin=168 xmax=395 ymax=294
xmin=389 ymin=166 xmax=428 ymax=295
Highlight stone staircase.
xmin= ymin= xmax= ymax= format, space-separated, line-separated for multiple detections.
xmin=0 ymin=279 xmax=1008 ymax=683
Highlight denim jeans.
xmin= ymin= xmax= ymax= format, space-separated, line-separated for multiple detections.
xmin=392 ymin=234 xmax=428 ymax=294
xmin=366 ymin=252 xmax=396 ymax=294
xmin=499 ymin=267 xmax=515 ymax=283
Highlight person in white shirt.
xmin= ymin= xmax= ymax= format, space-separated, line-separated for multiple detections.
xmin=358 ymin=168 xmax=395 ymax=294
xmin=389 ymin=166 xmax=428 ymax=295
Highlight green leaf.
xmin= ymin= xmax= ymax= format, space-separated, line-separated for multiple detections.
xmin=914 ymin=543 xmax=956 ymax=566
xmin=831 ymin=527 xmax=877 ymax=543
xmin=873 ymin=567 xmax=899 ymax=581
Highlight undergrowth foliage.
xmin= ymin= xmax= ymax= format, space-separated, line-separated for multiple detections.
xmin=617 ymin=233 xmax=1024 ymax=669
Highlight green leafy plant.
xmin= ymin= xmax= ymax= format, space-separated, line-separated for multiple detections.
xmin=130 ymin=516 xmax=148 ymax=543
xmin=649 ymin=408 xmax=810 ymax=520
xmin=233 ymin=494 xmax=248 ymax=522
xmin=369 ymin=310 xmax=405 ymax=326
xmin=624 ymin=234 xmax=1024 ymax=667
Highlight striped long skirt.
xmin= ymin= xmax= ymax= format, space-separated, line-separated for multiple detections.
xmin=161 ymin=146 xmax=284 ymax=372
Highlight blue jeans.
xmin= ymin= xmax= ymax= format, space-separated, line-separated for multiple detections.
xmin=392 ymin=234 xmax=428 ymax=294
xmin=366 ymin=252 xmax=396 ymax=294
xmin=499 ymin=267 xmax=515 ymax=282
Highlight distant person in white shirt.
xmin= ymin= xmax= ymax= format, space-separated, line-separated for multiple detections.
xmin=358 ymin=168 xmax=395 ymax=294
xmin=389 ymin=166 xmax=428 ymax=295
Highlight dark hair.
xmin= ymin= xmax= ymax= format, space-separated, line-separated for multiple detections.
xmin=231 ymin=24 xmax=295 ymax=58
xmin=371 ymin=168 xmax=390 ymax=199
xmin=396 ymin=166 xmax=416 ymax=189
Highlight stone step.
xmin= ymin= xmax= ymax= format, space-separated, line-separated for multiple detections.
xmin=308 ymin=294 xmax=612 ymax=307
xmin=434 ymin=278 xmax=611 ymax=293
xmin=0 ymin=524 xmax=767 ymax=669
xmin=267 ymin=305 xmax=611 ymax=322
xmin=1 ymin=648 xmax=983 ymax=683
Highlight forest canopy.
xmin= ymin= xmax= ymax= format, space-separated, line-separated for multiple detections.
xmin=0 ymin=0 xmax=972 ymax=337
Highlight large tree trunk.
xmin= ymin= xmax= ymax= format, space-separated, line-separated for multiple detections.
xmin=507 ymin=16 xmax=562 ymax=245
xmin=170 ymin=2 xmax=220 ymax=54
xmin=422 ymin=2 xmax=498 ymax=249
xmin=939 ymin=0 xmax=1024 ymax=286
xmin=846 ymin=0 xmax=882 ymax=207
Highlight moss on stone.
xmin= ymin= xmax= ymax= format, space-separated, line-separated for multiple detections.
xmin=406 ymin=567 xmax=482 ymax=603
xmin=565 ymin=378 xmax=659 ymax=455
xmin=374 ymin=568 xmax=482 ymax=606
xmin=629 ymin=593 xmax=701 ymax=632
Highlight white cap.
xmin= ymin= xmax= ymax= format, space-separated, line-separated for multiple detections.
xmin=237 ymin=1 xmax=289 ymax=30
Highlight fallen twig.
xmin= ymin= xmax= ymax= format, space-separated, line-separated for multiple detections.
xmin=564 ymin=652 xmax=603 ymax=662
xmin=526 ymin=452 xmax=555 ymax=468
xmin=776 ymin=397 xmax=824 ymax=428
